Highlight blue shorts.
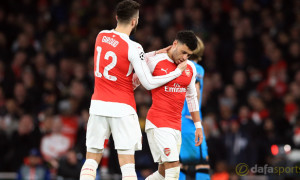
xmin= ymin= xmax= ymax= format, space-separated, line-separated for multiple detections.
xmin=180 ymin=117 xmax=208 ymax=165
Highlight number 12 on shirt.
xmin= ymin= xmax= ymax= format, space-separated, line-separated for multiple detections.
xmin=95 ymin=46 xmax=118 ymax=81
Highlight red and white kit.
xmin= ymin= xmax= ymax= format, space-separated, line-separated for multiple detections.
xmin=87 ymin=30 xmax=182 ymax=152
xmin=144 ymin=53 xmax=199 ymax=162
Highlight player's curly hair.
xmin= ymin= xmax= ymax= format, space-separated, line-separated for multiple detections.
xmin=116 ymin=0 xmax=140 ymax=24
xmin=190 ymin=36 xmax=205 ymax=61
xmin=175 ymin=30 xmax=198 ymax=51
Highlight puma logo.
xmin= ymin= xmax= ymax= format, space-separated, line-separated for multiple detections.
xmin=161 ymin=68 xmax=168 ymax=74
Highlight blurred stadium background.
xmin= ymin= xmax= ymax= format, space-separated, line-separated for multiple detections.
xmin=0 ymin=0 xmax=299 ymax=179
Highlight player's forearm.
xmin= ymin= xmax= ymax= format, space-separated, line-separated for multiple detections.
xmin=130 ymin=46 xmax=182 ymax=90
xmin=186 ymin=93 xmax=199 ymax=112
xmin=133 ymin=58 xmax=181 ymax=90
xmin=137 ymin=68 xmax=181 ymax=90
xmin=190 ymin=111 xmax=201 ymax=123
xmin=190 ymin=111 xmax=202 ymax=128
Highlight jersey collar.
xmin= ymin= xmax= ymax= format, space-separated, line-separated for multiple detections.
xmin=163 ymin=53 xmax=175 ymax=63
xmin=111 ymin=29 xmax=129 ymax=39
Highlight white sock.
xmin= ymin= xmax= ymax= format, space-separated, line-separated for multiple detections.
xmin=165 ymin=167 xmax=180 ymax=180
xmin=80 ymin=159 xmax=98 ymax=180
xmin=145 ymin=171 xmax=164 ymax=180
xmin=120 ymin=163 xmax=137 ymax=180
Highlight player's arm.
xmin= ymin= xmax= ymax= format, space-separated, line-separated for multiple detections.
xmin=131 ymin=48 xmax=171 ymax=89
xmin=190 ymin=112 xmax=203 ymax=146
xmin=129 ymin=45 xmax=186 ymax=90
xmin=186 ymin=63 xmax=203 ymax=146
xmin=195 ymin=82 xmax=200 ymax=101
xmin=131 ymin=51 xmax=159 ymax=89
xmin=131 ymin=50 xmax=157 ymax=89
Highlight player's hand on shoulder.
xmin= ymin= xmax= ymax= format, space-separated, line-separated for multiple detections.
xmin=177 ymin=60 xmax=187 ymax=72
xmin=195 ymin=128 xmax=203 ymax=146
xmin=155 ymin=45 xmax=172 ymax=54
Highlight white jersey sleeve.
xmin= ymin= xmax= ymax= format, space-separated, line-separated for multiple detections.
xmin=131 ymin=51 xmax=156 ymax=89
xmin=186 ymin=61 xmax=199 ymax=112
xmin=128 ymin=43 xmax=182 ymax=90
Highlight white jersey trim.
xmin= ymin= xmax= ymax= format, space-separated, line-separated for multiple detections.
xmin=89 ymin=100 xmax=136 ymax=117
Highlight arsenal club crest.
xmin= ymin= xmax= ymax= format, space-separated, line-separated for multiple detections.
xmin=164 ymin=148 xmax=171 ymax=156
xmin=185 ymin=69 xmax=191 ymax=77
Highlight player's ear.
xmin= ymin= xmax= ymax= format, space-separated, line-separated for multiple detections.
xmin=173 ymin=40 xmax=178 ymax=47
xmin=131 ymin=18 xmax=135 ymax=26
xmin=116 ymin=15 xmax=118 ymax=22
xmin=131 ymin=18 xmax=137 ymax=27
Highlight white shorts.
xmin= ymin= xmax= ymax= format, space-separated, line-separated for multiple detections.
xmin=146 ymin=127 xmax=181 ymax=163
xmin=86 ymin=114 xmax=142 ymax=152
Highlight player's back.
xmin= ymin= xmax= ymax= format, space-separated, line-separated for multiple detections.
xmin=90 ymin=30 xmax=137 ymax=117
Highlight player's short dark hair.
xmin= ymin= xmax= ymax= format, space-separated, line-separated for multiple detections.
xmin=116 ymin=0 xmax=140 ymax=23
xmin=175 ymin=30 xmax=198 ymax=51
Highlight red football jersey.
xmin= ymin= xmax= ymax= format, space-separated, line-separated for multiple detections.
xmin=146 ymin=54 xmax=198 ymax=130
xmin=90 ymin=30 xmax=136 ymax=116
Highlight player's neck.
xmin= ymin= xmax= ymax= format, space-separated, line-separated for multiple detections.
xmin=115 ymin=24 xmax=132 ymax=36
xmin=167 ymin=49 xmax=174 ymax=62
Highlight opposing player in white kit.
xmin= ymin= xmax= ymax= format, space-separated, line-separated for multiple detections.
xmin=134 ymin=31 xmax=204 ymax=180
xmin=79 ymin=1 xmax=188 ymax=180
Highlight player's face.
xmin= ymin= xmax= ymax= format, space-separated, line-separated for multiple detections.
xmin=172 ymin=41 xmax=193 ymax=64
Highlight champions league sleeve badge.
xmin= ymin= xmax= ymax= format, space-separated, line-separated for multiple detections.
xmin=139 ymin=52 xmax=145 ymax=61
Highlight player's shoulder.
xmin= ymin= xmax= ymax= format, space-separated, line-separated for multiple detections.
xmin=98 ymin=29 xmax=115 ymax=38
xmin=149 ymin=53 xmax=171 ymax=65
xmin=99 ymin=30 xmax=141 ymax=47
xmin=150 ymin=53 xmax=168 ymax=61
xmin=189 ymin=60 xmax=205 ymax=75
xmin=127 ymin=41 xmax=144 ymax=61
xmin=147 ymin=53 xmax=171 ymax=72
xmin=187 ymin=60 xmax=197 ymax=71
xmin=129 ymin=40 xmax=143 ymax=50
xmin=99 ymin=29 xmax=112 ymax=34
xmin=189 ymin=60 xmax=201 ymax=69
xmin=110 ymin=31 xmax=142 ymax=49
